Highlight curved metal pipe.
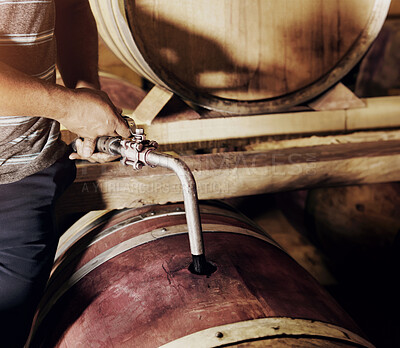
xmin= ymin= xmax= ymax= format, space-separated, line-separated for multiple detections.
xmin=93 ymin=136 xmax=212 ymax=274
xmin=145 ymin=151 xmax=204 ymax=257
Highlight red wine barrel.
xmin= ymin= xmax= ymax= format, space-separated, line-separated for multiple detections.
xmin=29 ymin=202 xmax=374 ymax=347
xmin=88 ymin=0 xmax=390 ymax=114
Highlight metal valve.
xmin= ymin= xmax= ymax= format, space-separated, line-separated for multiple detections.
xmin=114 ymin=115 xmax=160 ymax=170
xmin=119 ymin=138 xmax=158 ymax=170
xmin=95 ymin=114 xmax=158 ymax=170
xmin=121 ymin=115 xmax=137 ymax=137
xmin=74 ymin=115 xmax=213 ymax=275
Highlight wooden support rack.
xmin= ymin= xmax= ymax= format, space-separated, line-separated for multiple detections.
xmin=58 ymin=128 xmax=400 ymax=214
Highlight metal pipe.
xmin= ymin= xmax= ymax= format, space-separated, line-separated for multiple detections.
xmin=93 ymin=136 xmax=212 ymax=274
xmin=145 ymin=151 xmax=205 ymax=257
xmin=144 ymin=151 xmax=212 ymax=274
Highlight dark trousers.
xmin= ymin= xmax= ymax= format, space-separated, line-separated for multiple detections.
xmin=0 ymin=154 xmax=76 ymax=347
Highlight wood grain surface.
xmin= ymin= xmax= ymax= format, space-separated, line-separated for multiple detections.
xmin=122 ymin=0 xmax=390 ymax=113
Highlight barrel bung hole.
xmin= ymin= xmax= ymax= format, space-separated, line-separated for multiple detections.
xmin=188 ymin=254 xmax=217 ymax=276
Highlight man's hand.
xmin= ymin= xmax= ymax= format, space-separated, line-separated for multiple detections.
xmin=59 ymin=87 xmax=130 ymax=139
xmin=65 ymin=81 xmax=130 ymax=162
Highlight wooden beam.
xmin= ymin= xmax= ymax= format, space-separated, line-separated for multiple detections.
xmin=141 ymin=96 xmax=400 ymax=145
xmin=246 ymin=130 xmax=400 ymax=151
xmin=347 ymin=97 xmax=400 ymax=130
xmin=57 ymin=131 xmax=400 ymax=214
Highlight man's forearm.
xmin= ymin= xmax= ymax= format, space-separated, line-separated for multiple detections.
xmin=0 ymin=61 xmax=129 ymax=140
xmin=55 ymin=0 xmax=100 ymax=89
xmin=0 ymin=61 xmax=73 ymax=120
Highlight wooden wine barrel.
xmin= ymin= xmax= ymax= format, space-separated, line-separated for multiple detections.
xmin=28 ymin=202 xmax=374 ymax=347
xmin=88 ymin=0 xmax=390 ymax=114
xmin=306 ymin=183 xmax=400 ymax=274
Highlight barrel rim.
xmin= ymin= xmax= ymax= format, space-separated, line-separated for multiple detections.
xmin=159 ymin=317 xmax=375 ymax=348
xmin=55 ymin=202 xmax=269 ymax=266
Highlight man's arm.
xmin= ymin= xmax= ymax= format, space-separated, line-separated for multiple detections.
xmin=0 ymin=0 xmax=130 ymax=160
xmin=0 ymin=60 xmax=129 ymax=137
xmin=54 ymin=0 xmax=100 ymax=89
xmin=54 ymin=0 xmax=131 ymax=161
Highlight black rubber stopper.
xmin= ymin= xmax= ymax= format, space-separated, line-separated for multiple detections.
xmin=189 ymin=254 xmax=217 ymax=276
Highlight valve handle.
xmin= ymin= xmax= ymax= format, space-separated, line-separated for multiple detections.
xmin=121 ymin=115 xmax=136 ymax=137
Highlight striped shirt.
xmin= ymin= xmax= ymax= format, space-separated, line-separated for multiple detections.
xmin=0 ymin=0 xmax=67 ymax=184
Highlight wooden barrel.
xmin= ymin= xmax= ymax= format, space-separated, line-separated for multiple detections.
xmin=306 ymin=183 xmax=400 ymax=275
xmin=29 ymin=202 xmax=374 ymax=347
xmin=88 ymin=0 xmax=390 ymax=114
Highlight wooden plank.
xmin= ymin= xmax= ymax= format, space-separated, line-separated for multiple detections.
xmin=57 ymin=134 xmax=400 ymax=214
xmin=141 ymin=96 xmax=400 ymax=145
xmin=347 ymin=97 xmax=400 ymax=130
xmin=128 ymin=85 xmax=174 ymax=125
xmin=143 ymin=108 xmax=347 ymax=145
xmin=246 ymin=130 xmax=400 ymax=151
